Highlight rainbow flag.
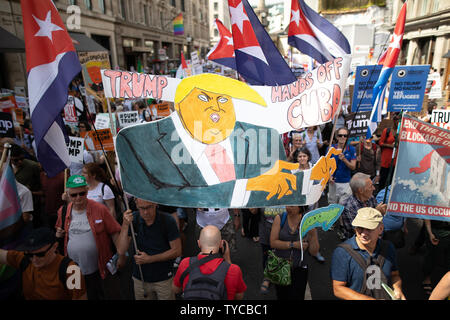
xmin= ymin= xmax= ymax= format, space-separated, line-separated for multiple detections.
xmin=0 ymin=164 xmax=22 ymax=231
xmin=173 ymin=13 xmax=184 ymax=35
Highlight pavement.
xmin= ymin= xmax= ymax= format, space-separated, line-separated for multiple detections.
xmin=114 ymin=195 xmax=444 ymax=300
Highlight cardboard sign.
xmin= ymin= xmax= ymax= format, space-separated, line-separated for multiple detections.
xmin=63 ymin=96 xmax=78 ymax=124
xmin=94 ymin=113 xmax=111 ymax=129
xmin=15 ymin=96 xmax=28 ymax=110
xmin=0 ymin=112 xmax=15 ymax=137
xmin=351 ymin=65 xmax=382 ymax=112
xmin=149 ymin=102 xmax=171 ymax=118
xmin=13 ymin=108 xmax=24 ymax=125
xmin=66 ymin=136 xmax=84 ymax=164
xmin=388 ymin=114 xmax=450 ymax=222
xmin=344 ymin=111 xmax=371 ymax=138
xmin=117 ymin=111 xmax=139 ymax=127
xmin=84 ymin=128 xmax=114 ymax=151
xmin=387 ymin=65 xmax=429 ymax=112
xmin=431 ymin=109 xmax=450 ymax=130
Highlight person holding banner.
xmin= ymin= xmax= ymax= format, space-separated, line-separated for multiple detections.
xmin=377 ymin=115 xmax=400 ymax=190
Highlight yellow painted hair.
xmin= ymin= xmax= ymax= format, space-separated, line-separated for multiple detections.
xmin=174 ymin=73 xmax=267 ymax=109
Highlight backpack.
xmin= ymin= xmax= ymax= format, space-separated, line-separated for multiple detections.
xmin=179 ymin=253 xmax=230 ymax=300
xmin=18 ymin=255 xmax=72 ymax=298
xmin=101 ymin=182 xmax=124 ymax=224
xmin=338 ymin=241 xmax=391 ymax=300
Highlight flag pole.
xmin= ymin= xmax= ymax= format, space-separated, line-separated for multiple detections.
xmin=0 ymin=143 xmax=12 ymax=172
xmin=100 ymin=103 xmax=148 ymax=298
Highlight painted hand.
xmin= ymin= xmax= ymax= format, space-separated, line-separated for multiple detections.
xmin=310 ymin=147 xmax=341 ymax=189
xmin=246 ymin=160 xmax=298 ymax=200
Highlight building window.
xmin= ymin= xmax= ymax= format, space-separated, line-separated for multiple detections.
xmin=84 ymin=0 xmax=92 ymax=10
xmin=214 ymin=2 xmax=218 ymax=11
xmin=214 ymin=29 xmax=218 ymax=37
xmin=181 ymin=0 xmax=185 ymax=12
xmin=144 ymin=4 xmax=148 ymax=25
xmin=98 ymin=0 xmax=105 ymax=14
xmin=171 ymin=0 xmax=176 ymax=7
xmin=120 ymin=0 xmax=126 ymax=19
xmin=68 ymin=0 xmax=77 ymax=5
xmin=160 ymin=11 xmax=164 ymax=28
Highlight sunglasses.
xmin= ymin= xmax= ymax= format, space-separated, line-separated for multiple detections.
xmin=337 ymin=134 xmax=348 ymax=138
xmin=24 ymin=243 xmax=54 ymax=258
xmin=68 ymin=191 xmax=87 ymax=198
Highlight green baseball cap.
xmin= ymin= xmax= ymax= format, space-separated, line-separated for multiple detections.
xmin=66 ymin=175 xmax=88 ymax=188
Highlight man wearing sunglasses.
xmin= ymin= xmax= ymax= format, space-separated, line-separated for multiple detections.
xmin=55 ymin=175 xmax=122 ymax=300
xmin=328 ymin=127 xmax=357 ymax=240
xmin=0 ymin=227 xmax=86 ymax=299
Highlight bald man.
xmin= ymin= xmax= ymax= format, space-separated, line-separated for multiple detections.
xmin=173 ymin=225 xmax=247 ymax=300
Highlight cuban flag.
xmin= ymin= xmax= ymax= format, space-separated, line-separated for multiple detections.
xmin=207 ymin=19 xmax=236 ymax=70
xmin=20 ymin=0 xmax=81 ymax=177
xmin=228 ymin=0 xmax=296 ymax=86
xmin=366 ymin=2 xmax=407 ymax=139
xmin=0 ymin=164 xmax=22 ymax=231
xmin=288 ymin=0 xmax=351 ymax=64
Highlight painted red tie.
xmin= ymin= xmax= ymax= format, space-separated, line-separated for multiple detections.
xmin=204 ymin=143 xmax=236 ymax=183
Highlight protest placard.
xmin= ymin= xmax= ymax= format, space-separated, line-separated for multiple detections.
xmin=351 ymin=65 xmax=382 ymax=112
xmin=94 ymin=113 xmax=111 ymax=129
xmin=84 ymin=128 xmax=114 ymax=151
xmin=13 ymin=108 xmax=24 ymax=125
xmin=387 ymin=65 xmax=429 ymax=112
xmin=63 ymin=96 xmax=78 ymax=124
xmin=431 ymin=109 xmax=450 ymax=130
xmin=78 ymin=51 xmax=111 ymax=113
xmin=387 ymin=114 xmax=450 ymax=222
xmin=117 ymin=111 xmax=139 ymax=127
xmin=0 ymin=95 xmax=17 ymax=113
xmin=344 ymin=111 xmax=371 ymax=138
xmin=0 ymin=112 xmax=15 ymax=138
xmin=149 ymin=102 xmax=171 ymax=118
xmin=66 ymin=136 xmax=84 ymax=164
xmin=426 ymin=72 xmax=442 ymax=99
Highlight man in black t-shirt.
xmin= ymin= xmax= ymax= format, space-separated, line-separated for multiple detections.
xmin=117 ymin=199 xmax=182 ymax=300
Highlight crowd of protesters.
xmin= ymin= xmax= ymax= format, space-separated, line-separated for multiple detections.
xmin=0 ymin=78 xmax=449 ymax=301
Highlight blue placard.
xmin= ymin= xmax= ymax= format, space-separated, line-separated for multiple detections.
xmin=387 ymin=65 xmax=430 ymax=112
xmin=351 ymin=65 xmax=382 ymax=112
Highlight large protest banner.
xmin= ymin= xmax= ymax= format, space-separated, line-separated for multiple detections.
xmin=79 ymin=51 xmax=111 ymax=113
xmin=431 ymin=109 xmax=450 ymax=130
xmin=101 ymin=56 xmax=351 ymax=134
xmin=351 ymin=65 xmax=382 ymax=112
xmin=387 ymin=65 xmax=429 ymax=112
xmin=387 ymin=114 xmax=450 ymax=222
xmin=99 ymin=57 xmax=352 ymax=208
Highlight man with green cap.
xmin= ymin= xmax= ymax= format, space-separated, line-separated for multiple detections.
xmin=56 ymin=175 xmax=123 ymax=300
xmin=330 ymin=207 xmax=405 ymax=300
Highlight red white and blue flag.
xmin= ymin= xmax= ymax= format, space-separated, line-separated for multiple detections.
xmin=366 ymin=1 xmax=407 ymax=139
xmin=20 ymin=0 xmax=81 ymax=177
xmin=207 ymin=19 xmax=236 ymax=70
xmin=0 ymin=164 xmax=22 ymax=231
xmin=288 ymin=0 xmax=351 ymax=64
xmin=228 ymin=0 xmax=296 ymax=86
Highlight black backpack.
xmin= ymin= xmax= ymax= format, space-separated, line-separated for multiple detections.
xmin=100 ymin=182 xmax=125 ymax=224
xmin=179 ymin=253 xmax=230 ymax=300
xmin=338 ymin=240 xmax=392 ymax=300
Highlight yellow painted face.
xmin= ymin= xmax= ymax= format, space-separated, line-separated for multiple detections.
xmin=177 ymin=87 xmax=236 ymax=144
